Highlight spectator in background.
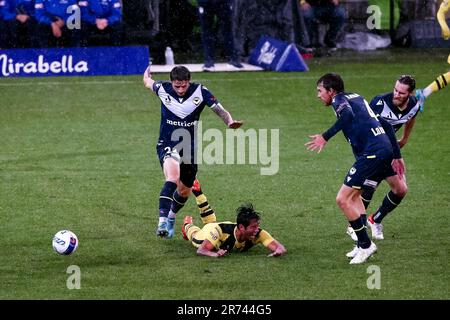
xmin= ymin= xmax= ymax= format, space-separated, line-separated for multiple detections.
xmin=34 ymin=0 xmax=82 ymax=47
xmin=0 ymin=0 xmax=16 ymax=48
xmin=300 ymin=0 xmax=345 ymax=50
xmin=78 ymin=0 xmax=123 ymax=47
xmin=0 ymin=0 xmax=38 ymax=48
xmin=197 ymin=0 xmax=243 ymax=72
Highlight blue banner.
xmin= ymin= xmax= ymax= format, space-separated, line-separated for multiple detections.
xmin=249 ymin=36 xmax=308 ymax=72
xmin=0 ymin=46 xmax=149 ymax=78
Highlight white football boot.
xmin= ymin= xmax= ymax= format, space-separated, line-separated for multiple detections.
xmin=368 ymin=215 xmax=384 ymax=240
xmin=349 ymin=242 xmax=377 ymax=264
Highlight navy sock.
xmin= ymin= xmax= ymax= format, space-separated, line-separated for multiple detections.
xmin=171 ymin=190 xmax=188 ymax=214
xmin=349 ymin=216 xmax=371 ymax=249
xmin=159 ymin=181 xmax=177 ymax=218
xmin=361 ymin=188 xmax=374 ymax=210
xmin=361 ymin=213 xmax=367 ymax=226
xmin=373 ymin=191 xmax=403 ymax=223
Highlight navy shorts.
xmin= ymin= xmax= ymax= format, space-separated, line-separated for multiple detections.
xmin=156 ymin=144 xmax=197 ymax=188
xmin=344 ymin=153 xmax=396 ymax=190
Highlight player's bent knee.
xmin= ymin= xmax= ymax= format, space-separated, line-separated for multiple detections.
xmin=178 ymin=186 xmax=192 ymax=197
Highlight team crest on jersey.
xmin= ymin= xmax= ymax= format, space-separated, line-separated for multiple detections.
xmin=349 ymin=167 xmax=356 ymax=175
xmin=163 ymin=94 xmax=171 ymax=105
xmin=193 ymin=97 xmax=201 ymax=106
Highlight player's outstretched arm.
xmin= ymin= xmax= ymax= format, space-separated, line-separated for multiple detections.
xmin=267 ymin=240 xmax=287 ymax=257
xmin=143 ymin=66 xmax=155 ymax=89
xmin=211 ymin=104 xmax=243 ymax=129
xmin=398 ymin=117 xmax=416 ymax=148
xmin=196 ymin=239 xmax=227 ymax=258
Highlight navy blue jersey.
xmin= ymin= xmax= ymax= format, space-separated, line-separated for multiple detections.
xmin=152 ymin=81 xmax=218 ymax=161
xmin=370 ymin=93 xmax=419 ymax=132
xmin=323 ymin=92 xmax=394 ymax=158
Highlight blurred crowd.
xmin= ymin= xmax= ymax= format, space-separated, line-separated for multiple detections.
xmin=0 ymin=0 xmax=124 ymax=48
xmin=0 ymin=1 xmax=443 ymax=65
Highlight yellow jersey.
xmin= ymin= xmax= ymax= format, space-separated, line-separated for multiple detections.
xmin=192 ymin=221 xmax=275 ymax=252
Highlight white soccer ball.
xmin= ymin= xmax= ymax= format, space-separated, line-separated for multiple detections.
xmin=52 ymin=230 xmax=78 ymax=255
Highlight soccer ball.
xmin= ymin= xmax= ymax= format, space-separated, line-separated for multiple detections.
xmin=52 ymin=230 xmax=78 ymax=255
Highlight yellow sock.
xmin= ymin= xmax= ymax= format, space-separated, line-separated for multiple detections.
xmin=186 ymin=224 xmax=200 ymax=241
xmin=425 ymin=71 xmax=450 ymax=94
xmin=195 ymin=193 xmax=217 ymax=224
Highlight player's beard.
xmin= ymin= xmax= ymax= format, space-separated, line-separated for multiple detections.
xmin=393 ymin=96 xmax=407 ymax=108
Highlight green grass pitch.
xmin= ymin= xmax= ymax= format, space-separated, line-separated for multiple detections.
xmin=0 ymin=49 xmax=449 ymax=299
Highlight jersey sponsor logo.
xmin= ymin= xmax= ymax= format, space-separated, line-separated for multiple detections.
xmin=166 ymin=119 xmax=196 ymax=127
xmin=376 ymin=100 xmax=383 ymax=105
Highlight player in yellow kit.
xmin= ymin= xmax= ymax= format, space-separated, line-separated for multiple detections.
xmin=182 ymin=203 xmax=287 ymax=258
xmin=415 ymin=0 xmax=450 ymax=110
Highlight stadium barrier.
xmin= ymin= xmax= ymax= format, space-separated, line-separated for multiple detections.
xmin=248 ymin=36 xmax=309 ymax=72
xmin=410 ymin=19 xmax=450 ymax=48
xmin=0 ymin=46 xmax=149 ymax=78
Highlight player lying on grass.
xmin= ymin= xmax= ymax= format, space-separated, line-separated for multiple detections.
xmin=181 ymin=203 xmax=286 ymax=258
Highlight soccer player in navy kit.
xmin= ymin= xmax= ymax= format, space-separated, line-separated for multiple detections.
xmin=143 ymin=66 xmax=243 ymax=238
xmin=305 ymin=73 xmax=406 ymax=264
xmin=346 ymin=75 xmax=416 ymax=241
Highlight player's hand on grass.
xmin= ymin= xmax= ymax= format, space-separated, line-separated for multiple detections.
xmin=268 ymin=246 xmax=286 ymax=257
xmin=216 ymin=249 xmax=227 ymax=257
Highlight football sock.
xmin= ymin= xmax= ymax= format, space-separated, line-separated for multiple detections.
xmin=423 ymin=71 xmax=450 ymax=97
xmin=373 ymin=191 xmax=403 ymax=223
xmin=361 ymin=188 xmax=375 ymax=209
xmin=349 ymin=216 xmax=371 ymax=249
xmin=195 ymin=194 xmax=216 ymax=224
xmin=170 ymin=190 xmax=188 ymax=215
xmin=360 ymin=213 xmax=367 ymax=226
xmin=159 ymin=181 xmax=177 ymax=218
xmin=192 ymin=184 xmax=217 ymax=224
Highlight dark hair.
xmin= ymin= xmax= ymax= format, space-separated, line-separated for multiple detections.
xmin=236 ymin=203 xmax=261 ymax=228
xmin=397 ymin=75 xmax=416 ymax=92
xmin=170 ymin=66 xmax=191 ymax=81
xmin=317 ymin=73 xmax=345 ymax=93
